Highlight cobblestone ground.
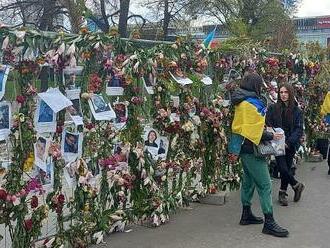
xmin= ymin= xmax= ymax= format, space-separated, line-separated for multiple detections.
xmin=97 ymin=160 xmax=330 ymax=248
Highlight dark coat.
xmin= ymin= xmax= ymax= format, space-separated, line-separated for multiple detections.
xmin=266 ymin=103 xmax=303 ymax=151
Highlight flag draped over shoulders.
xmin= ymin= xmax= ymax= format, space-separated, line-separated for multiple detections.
xmin=231 ymin=97 xmax=266 ymax=145
xmin=321 ymin=91 xmax=330 ymax=124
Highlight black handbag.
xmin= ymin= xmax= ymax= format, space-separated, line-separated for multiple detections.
xmin=253 ymin=141 xmax=277 ymax=158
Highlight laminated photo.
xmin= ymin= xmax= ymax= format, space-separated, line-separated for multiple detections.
xmin=88 ymin=94 xmax=116 ymax=121
xmin=0 ymin=140 xmax=10 ymax=171
xmin=169 ymin=71 xmax=193 ymax=85
xmin=61 ymin=130 xmax=83 ymax=162
xmin=156 ymin=136 xmax=169 ymax=161
xmin=170 ymin=96 xmax=180 ymax=108
xmin=35 ymin=99 xmax=56 ymax=133
xmin=142 ymin=128 xmax=169 ymax=161
xmin=0 ymin=101 xmax=11 ymax=140
xmin=66 ymin=88 xmax=83 ymax=126
xmin=0 ymin=65 xmax=10 ymax=101
xmin=35 ymin=162 xmax=54 ymax=189
xmin=113 ymin=102 xmax=128 ymax=130
xmin=38 ymin=88 xmax=73 ymax=113
xmin=34 ymin=135 xmax=51 ymax=168
xmin=143 ymin=128 xmax=160 ymax=158
xmin=63 ymin=66 xmax=84 ymax=89
xmin=201 ymin=75 xmax=212 ymax=85
xmin=63 ymin=161 xmax=77 ymax=187
xmin=106 ymin=71 xmax=124 ymax=96
xmin=113 ymin=143 xmax=129 ymax=169
xmin=142 ymin=72 xmax=156 ymax=94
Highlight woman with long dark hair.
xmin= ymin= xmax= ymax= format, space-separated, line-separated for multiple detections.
xmin=229 ymin=73 xmax=289 ymax=237
xmin=266 ymin=83 xmax=305 ymax=206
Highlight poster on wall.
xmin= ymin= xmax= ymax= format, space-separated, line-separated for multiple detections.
xmin=61 ymin=130 xmax=83 ymax=162
xmin=66 ymin=88 xmax=83 ymax=126
xmin=88 ymin=94 xmax=116 ymax=121
xmin=0 ymin=65 xmax=10 ymax=101
xmin=0 ymin=101 xmax=11 ymax=140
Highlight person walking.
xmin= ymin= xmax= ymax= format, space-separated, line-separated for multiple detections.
xmin=229 ymin=73 xmax=289 ymax=238
xmin=266 ymin=83 xmax=305 ymax=206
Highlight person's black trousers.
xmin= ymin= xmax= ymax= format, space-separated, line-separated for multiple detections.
xmin=275 ymin=148 xmax=298 ymax=191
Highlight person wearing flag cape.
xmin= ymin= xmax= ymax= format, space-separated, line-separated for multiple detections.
xmin=228 ymin=73 xmax=289 ymax=238
xmin=320 ymin=88 xmax=330 ymax=175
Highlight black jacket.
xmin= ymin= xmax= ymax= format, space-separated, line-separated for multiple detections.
xmin=231 ymin=89 xmax=274 ymax=154
xmin=266 ymin=103 xmax=303 ymax=151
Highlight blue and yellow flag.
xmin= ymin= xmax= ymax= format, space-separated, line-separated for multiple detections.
xmin=203 ymin=27 xmax=216 ymax=49
xmin=232 ymin=98 xmax=266 ymax=145
xmin=321 ymin=91 xmax=330 ymax=124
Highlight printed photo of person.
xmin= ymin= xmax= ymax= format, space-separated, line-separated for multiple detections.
xmin=67 ymin=99 xmax=82 ymax=116
xmin=0 ymin=105 xmax=9 ymax=129
xmin=145 ymin=130 xmax=158 ymax=148
xmin=35 ymin=137 xmax=47 ymax=162
xmin=114 ymin=103 xmax=127 ymax=123
xmin=64 ymin=132 xmax=79 ymax=154
xmin=0 ymin=65 xmax=9 ymax=93
xmin=144 ymin=72 xmax=157 ymax=87
xmin=92 ymin=95 xmax=110 ymax=113
xmin=38 ymin=100 xmax=54 ymax=123
xmin=158 ymin=139 xmax=166 ymax=154
xmin=114 ymin=144 xmax=129 ymax=163
xmin=36 ymin=163 xmax=52 ymax=186
xmin=107 ymin=72 xmax=122 ymax=87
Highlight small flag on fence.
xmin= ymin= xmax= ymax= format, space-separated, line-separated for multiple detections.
xmin=203 ymin=27 xmax=216 ymax=49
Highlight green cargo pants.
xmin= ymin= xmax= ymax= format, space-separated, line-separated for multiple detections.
xmin=240 ymin=153 xmax=273 ymax=214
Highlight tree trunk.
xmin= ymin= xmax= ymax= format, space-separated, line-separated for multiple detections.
xmin=39 ymin=0 xmax=56 ymax=31
xmin=163 ymin=0 xmax=170 ymax=40
xmin=119 ymin=0 xmax=130 ymax=37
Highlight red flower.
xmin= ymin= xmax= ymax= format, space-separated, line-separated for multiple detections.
xmin=16 ymin=95 xmax=26 ymax=104
xmin=0 ymin=189 xmax=7 ymax=200
xmin=31 ymin=195 xmax=38 ymax=208
xmin=24 ymin=219 xmax=33 ymax=232
xmin=85 ymin=122 xmax=95 ymax=130
xmin=57 ymin=194 xmax=65 ymax=204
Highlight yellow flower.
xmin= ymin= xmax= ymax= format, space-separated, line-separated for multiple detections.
xmin=23 ymin=152 xmax=34 ymax=172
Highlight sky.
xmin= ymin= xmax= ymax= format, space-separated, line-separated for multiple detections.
xmin=296 ymin=0 xmax=330 ymax=17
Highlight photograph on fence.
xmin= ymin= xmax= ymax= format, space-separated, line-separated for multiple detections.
xmin=0 ymin=102 xmax=11 ymax=140
xmin=34 ymin=135 xmax=51 ymax=167
xmin=61 ymin=130 xmax=83 ymax=162
xmin=35 ymin=99 xmax=57 ymax=133
xmin=88 ymin=94 xmax=116 ymax=121
xmin=106 ymin=70 xmax=124 ymax=96
xmin=113 ymin=102 xmax=128 ymax=129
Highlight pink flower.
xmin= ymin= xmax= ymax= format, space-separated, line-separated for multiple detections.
xmin=24 ymin=219 xmax=33 ymax=232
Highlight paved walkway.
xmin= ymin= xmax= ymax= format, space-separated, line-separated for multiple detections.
xmin=98 ymin=160 xmax=330 ymax=248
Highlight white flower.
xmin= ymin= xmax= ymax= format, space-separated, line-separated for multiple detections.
xmin=56 ymin=43 xmax=65 ymax=55
xmin=192 ymin=115 xmax=201 ymax=126
xmin=182 ymin=121 xmax=194 ymax=132
xmin=92 ymin=231 xmax=104 ymax=244
xmin=66 ymin=43 xmax=76 ymax=55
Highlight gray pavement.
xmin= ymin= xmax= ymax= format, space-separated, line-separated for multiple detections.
xmin=98 ymin=160 xmax=330 ymax=248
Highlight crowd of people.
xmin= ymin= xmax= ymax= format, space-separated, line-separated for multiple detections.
xmin=228 ymin=73 xmax=310 ymax=238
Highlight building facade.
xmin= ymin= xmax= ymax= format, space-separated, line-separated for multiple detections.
xmin=293 ymin=16 xmax=330 ymax=47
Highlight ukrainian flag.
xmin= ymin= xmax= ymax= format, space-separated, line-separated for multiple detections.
xmin=232 ymin=98 xmax=266 ymax=145
xmin=320 ymin=91 xmax=330 ymax=124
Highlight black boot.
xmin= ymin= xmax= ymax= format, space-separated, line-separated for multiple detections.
xmin=278 ymin=191 xmax=288 ymax=206
xmin=239 ymin=206 xmax=264 ymax=225
xmin=293 ymin=182 xmax=305 ymax=202
xmin=262 ymin=213 xmax=289 ymax=237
